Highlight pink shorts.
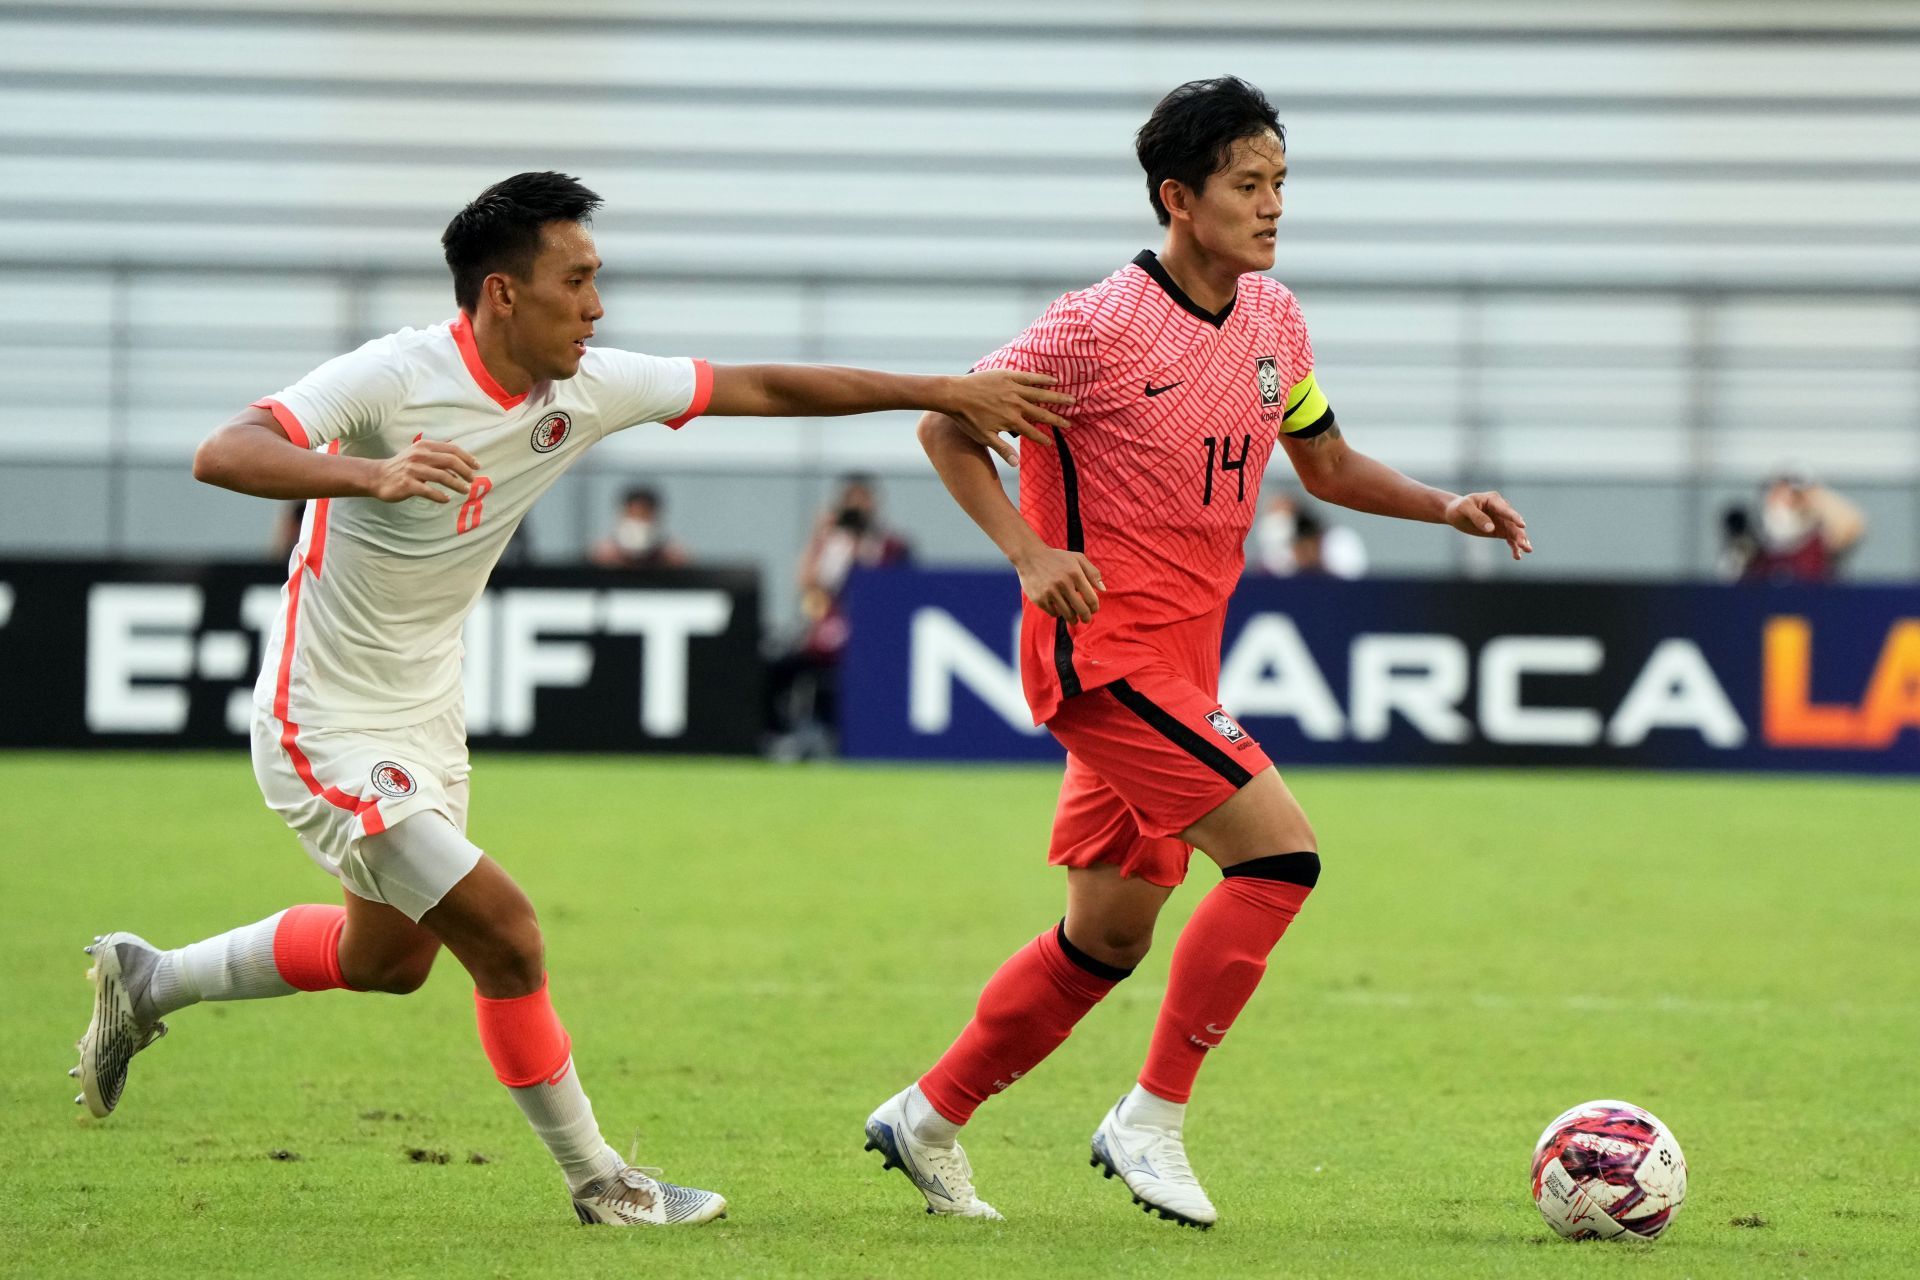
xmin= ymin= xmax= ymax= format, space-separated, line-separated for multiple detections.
xmin=1044 ymin=663 xmax=1272 ymax=888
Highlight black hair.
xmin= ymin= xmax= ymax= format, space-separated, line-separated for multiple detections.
xmin=441 ymin=171 xmax=603 ymax=314
xmin=1134 ymin=77 xmax=1285 ymax=226
xmin=623 ymin=486 xmax=661 ymax=509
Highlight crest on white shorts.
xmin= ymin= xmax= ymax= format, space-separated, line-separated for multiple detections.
xmin=1206 ymin=709 xmax=1247 ymax=743
xmin=370 ymin=761 xmax=418 ymax=798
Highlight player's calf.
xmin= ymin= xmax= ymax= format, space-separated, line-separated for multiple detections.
xmin=1139 ymin=851 xmax=1319 ymax=1106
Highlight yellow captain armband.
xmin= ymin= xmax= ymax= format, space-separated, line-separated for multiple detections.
xmin=1281 ymin=371 xmax=1334 ymax=438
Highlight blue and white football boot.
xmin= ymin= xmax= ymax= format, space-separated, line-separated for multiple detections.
xmin=1090 ymin=1095 xmax=1218 ymax=1228
xmin=864 ymin=1088 xmax=1004 ymax=1220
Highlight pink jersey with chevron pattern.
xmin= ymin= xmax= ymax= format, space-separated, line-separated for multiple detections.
xmin=975 ymin=251 xmax=1322 ymax=723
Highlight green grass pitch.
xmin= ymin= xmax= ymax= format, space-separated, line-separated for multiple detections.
xmin=2 ymin=754 xmax=1916 ymax=1278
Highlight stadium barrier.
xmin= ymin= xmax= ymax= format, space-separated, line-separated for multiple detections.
xmin=841 ymin=569 xmax=1920 ymax=774
xmin=0 ymin=560 xmax=762 ymax=753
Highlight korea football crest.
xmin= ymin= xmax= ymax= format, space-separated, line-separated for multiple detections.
xmin=1255 ymin=356 xmax=1281 ymax=406
xmin=530 ymin=411 xmax=572 ymax=454
xmin=1206 ymin=709 xmax=1248 ymax=744
xmin=1255 ymin=356 xmax=1284 ymax=424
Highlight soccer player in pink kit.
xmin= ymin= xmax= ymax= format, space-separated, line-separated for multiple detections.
xmin=70 ymin=171 xmax=1070 ymax=1227
xmin=865 ymin=79 xmax=1533 ymax=1227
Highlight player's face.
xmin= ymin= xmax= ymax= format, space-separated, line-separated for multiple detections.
xmin=1185 ymin=130 xmax=1286 ymax=273
xmin=507 ymin=221 xmax=605 ymax=381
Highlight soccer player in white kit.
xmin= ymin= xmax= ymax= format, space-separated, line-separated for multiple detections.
xmin=69 ymin=172 xmax=1071 ymax=1227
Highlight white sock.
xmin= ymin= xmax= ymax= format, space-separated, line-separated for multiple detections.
xmin=144 ymin=912 xmax=296 ymax=1018
xmin=507 ymin=1058 xmax=623 ymax=1193
xmin=1118 ymin=1082 xmax=1187 ymax=1132
xmin=904 ymin=1083 xmax=962 ymax=1147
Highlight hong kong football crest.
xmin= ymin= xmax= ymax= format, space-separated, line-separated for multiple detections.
xmin=369 ymin=761 xmax=418 ymax=799
xmin=530 ymin=411 xmax=572 ymax=453
xmin=1254 ymin=356 xmax=1281 ymax=406
xmin=1206 ymin=709 xmax=1248 ymax=743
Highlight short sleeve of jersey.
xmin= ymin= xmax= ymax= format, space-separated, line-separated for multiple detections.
xmin=1275 ymin=292 xmax=1334 ymax=438
xmin=972 ymin=293 xmax=1102 ymax=399
xmin=588 ymin=350 xmax=712 ymax=434
xmin=255 ymin=338 xmax=409 ymax=449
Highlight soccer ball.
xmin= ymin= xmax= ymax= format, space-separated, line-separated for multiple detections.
xmin=1530 ymin=1099 xmax=1687 ymax=1240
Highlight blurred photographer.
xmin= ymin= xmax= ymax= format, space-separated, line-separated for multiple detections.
xmin=767 ymin=474 xmax=913 ymax=756
xmin=1743 ymin=472 xmax=1867 ymax=582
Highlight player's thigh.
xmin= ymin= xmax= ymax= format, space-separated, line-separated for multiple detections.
xmin=1050 ymin=665 xmax=1272 ymax=848
xmin=1064 ymin=864 xmax=1175 ymax=968
xmin=1047 ymin=752 xmax=1196 ymax=888
xmin=339 ymin=888 xmax=442 ymax=993
xmin=1178 ymin=766 xmax=1317 ymax=870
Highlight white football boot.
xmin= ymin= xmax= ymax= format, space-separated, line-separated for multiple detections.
xmin=571 ymin=1165 xmax=728 ymax=1226
xmin=73 ymin=933 xmax=169 ymax=1118
xmin=1090 ymin=1096 xmax=1218 ymax=1228
xmin=863 ymin=1088 xmax=1004 ymax=1220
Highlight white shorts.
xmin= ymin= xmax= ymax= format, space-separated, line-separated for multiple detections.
xmin=251 ymin=704 xmax=482 ymax=922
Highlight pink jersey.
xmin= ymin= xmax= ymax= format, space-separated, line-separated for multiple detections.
xmin=975 ymin=251 xmax=1332 ymax=723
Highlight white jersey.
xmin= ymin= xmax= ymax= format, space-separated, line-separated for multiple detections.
xmin=251 ymin=313 xmax=709 ymax=731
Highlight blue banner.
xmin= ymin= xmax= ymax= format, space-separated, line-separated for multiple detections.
xmin=841 ymin=569 xmax=1920 ymax=774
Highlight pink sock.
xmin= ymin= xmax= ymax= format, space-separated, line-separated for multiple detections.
xmin=474 ymin=977 xmax=573 ymax=1087
xmin=271 ymin=904 xmax=357 ymax=992
xmin=918 ymin=924 xmax=1128 ymax=1125
xmin=1139 ymin=864 xmax=1315 ymax=1104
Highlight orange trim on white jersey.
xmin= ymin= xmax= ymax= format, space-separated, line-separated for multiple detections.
xmin=449 ymin=312 xmax=528 ymax=412
xmin=306 ymin=441 xmax=339 ymax=575
xmin=253 ymin=397 xmax=310 ymax=449
xmin=665 ymin=358 xmax=713 ymax=430
xmin=272 ymin=490 xmax=384 ymax=836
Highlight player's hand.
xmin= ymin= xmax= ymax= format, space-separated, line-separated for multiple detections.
xmin=1446 ymin=490 xmax=1533 ymax=560
xmin=941 ymin=371 xmax=1074 ymax=468
xmin=366 ymin=438 xmax=480 ymax=504
xmin=1014 ymin=545 xmax=1104 ymax=623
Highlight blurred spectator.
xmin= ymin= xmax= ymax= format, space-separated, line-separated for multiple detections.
xmin=1742 ymin=473 xmax=1867 ymax=582
xmin=589 ymin=486 xmax=689 ymax=568
xmin=269 ymin=500 xmax=304 ymax=564
xmin=1252 ymin=493 xmax=1367 ymax=579
xmin=1715 ymin=505 xmax=1760 ymax=580
xmin=766 ymin=474 xmax=913 ymax=757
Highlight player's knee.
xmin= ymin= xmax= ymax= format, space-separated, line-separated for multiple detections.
xmin=1097 ymin=933 xmax=1153 ymax=969
xmin=342 ymin=945 xmax=439 ymax=995
xmin=1222 ymin=850 xmax=1321 ymax=889
xmin=1065 ymin=919 xmax=1153 ymax=971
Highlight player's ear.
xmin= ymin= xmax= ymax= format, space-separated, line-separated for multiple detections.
xmin=1159 ymin=178 xmax=1193 ymax=224
xmin=480 ymin=272 xmax=514 ymax=317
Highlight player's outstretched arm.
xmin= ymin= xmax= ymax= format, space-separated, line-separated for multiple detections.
xmin=704 ymin=365 xmax=1073 ymax=467
xmin=917 ymin=412 xmax=1104 ymax=623
xmin=1280 ymin=417 xmax=1533 ymax=561
xmin=193 ymin=406 xmax=478 ymax=504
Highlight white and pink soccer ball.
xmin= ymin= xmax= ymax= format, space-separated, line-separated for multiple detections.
xmin=1531 ymin=1100 xmax=1688 ymax=1240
